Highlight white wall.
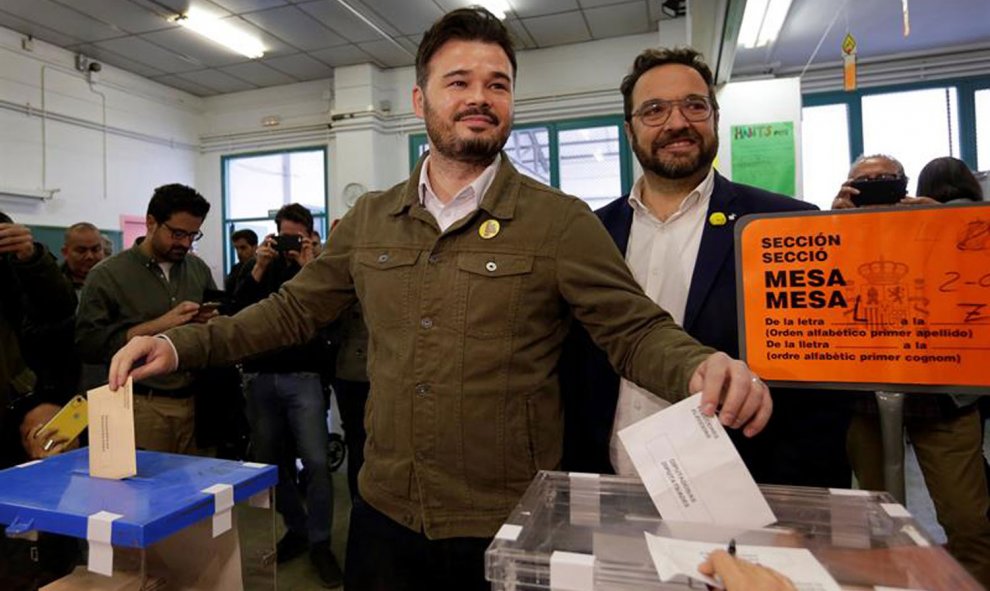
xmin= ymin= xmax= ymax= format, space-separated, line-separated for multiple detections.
xmin=2 ymin=20 xmax=799 ymax=280
xmin=0 ymin=26 xmax=203 ymax=247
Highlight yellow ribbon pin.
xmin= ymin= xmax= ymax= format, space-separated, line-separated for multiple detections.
xmin=709 ymin=212 xmax=727 ymax=226
xmin=479 ymin=219 xmax=500 ymax=239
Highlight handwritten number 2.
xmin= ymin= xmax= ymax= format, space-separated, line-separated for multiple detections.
xmin=939 ymin=272 xmax=960 ymax=292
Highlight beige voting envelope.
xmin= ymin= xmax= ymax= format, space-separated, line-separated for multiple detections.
xmin=88 ymin=379 xmax=137 ymax=480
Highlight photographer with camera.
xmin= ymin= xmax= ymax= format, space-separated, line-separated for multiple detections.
xmin=833 ymin=154 xmax=990 ymax=587
xmin=231 ymin=203 xmax=341 ymax=586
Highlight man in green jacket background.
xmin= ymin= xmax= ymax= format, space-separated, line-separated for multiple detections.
xmin=109 ymin=8 xmax=773 ymax=591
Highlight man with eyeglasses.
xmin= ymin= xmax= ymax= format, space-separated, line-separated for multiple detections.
xmin=562 ymin=47 xmax=852 ymax=489
xmin=76 ymin=184 xmax=217 ymax=454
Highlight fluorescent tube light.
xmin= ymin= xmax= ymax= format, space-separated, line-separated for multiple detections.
xmin=475 ymin=0 xmax=510 ymax=20
xmin=174 ymin=7 xmax=265 ymax=59
xmin=737 ymin=0 xmax=793 ymax=49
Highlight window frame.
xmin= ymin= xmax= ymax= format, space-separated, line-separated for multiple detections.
xmin=408 ymin=114 xmax=634 ymax=201
xmin=220 ymin=145 xmax=329 ymax=276
xmin=802 ymin=75 xmax=990 ymax=171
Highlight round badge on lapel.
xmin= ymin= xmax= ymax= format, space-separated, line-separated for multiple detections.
xmin=708 ymin=212 xmax=727 ymax=226
xmin=479 ymin=219 xmax=500 ymax=240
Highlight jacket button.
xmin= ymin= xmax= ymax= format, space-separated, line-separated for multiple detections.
xmin=415 ymin=383 xmax=430 ymax=396
xmin=420 ymin=317 xmax=433 ymax=329
xmin=377 ymin=253 xmax=389 ymax=263
xmin=428 ymin=254 xmax=439 ymax=264
xmin=485 ymin=261 xmax=497 ymax=272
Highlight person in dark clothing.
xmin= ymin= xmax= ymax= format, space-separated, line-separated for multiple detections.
xmin=231 ymin=204 xmax=341 ymax=587
xmin=0 ymin=212 xmax=81 ymax=590
xmin=225 ymin=228 xmax=258 ymax=294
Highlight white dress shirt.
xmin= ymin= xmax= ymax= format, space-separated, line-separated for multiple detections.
xmin=418 ymin=154 xmax=501 ymax=232
xmin=609 ymin=168 xmax=715 ymax=475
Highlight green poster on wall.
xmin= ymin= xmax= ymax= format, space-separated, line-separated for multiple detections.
xmin=730 ymin=121 xmax=796 ymax=196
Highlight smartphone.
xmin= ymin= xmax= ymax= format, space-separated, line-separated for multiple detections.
xmin=38 ymin=395 xmax=88 ymax=450
xmin=199 ymin=301 xmax=221 ymax=314
xmin=275 ymin=234 xmax=303 ymax=253
xmin=848 ymin=177 xmax=908 ymax=207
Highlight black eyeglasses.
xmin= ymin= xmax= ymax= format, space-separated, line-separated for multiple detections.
xmin=631 ymin=96 xmax=714 ymax=127
xmin=161 ymin=221 xmax=203 ymax=242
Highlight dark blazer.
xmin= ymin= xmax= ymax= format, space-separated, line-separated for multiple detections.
xmin=561 ymin=172 xmax=852 ymax=487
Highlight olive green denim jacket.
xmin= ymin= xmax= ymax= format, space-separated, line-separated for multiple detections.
xmin=168 ymin=155 xmax=714 ymax=538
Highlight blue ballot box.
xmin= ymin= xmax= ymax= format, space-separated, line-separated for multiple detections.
xmin=0 ymin=449 xmax=278 ymax=590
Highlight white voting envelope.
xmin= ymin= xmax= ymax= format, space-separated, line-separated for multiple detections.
xmin=644 ymin=533 xmax=841 ymax=591
xmin=618 ymin=392 xmax=775 ymax=528
xmin=88 ymin=378 xmax=137 ymax=480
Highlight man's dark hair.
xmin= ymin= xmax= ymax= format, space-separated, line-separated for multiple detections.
xmin=917 ymin=156 xmax=983 ymax=203
xmin=275 ymin=204 xmax=314 ymax=234
xmin=231 ymin=228 xmax=259 ymax=246
xmin=620 ymin=47 xmax=719 ymax=121
xmin=147 ymin=184 xmax=210 ymax=223
xmin=415 ymin=7 xmax=516 ymax=88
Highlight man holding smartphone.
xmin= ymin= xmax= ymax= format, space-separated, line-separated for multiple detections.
xmin=832 ymin=154 xmax=990 ymax=586
xmin=76 ymin=184 xmax=217 ymax=455
xmin=229 ymin=203 xmax=341 ymax=587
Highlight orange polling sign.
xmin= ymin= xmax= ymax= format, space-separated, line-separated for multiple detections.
xmin=736 ymin=203 xmax=990 ymax=394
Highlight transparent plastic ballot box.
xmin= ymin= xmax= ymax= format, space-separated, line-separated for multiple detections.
xmin=485 ymin=471 xmax=982 ymax=591
xmin=0 ymin=449 xmax=278 ymax=590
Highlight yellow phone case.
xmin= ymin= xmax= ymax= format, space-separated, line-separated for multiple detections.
xmin=39 ymin=394 xmax=88 ymax=444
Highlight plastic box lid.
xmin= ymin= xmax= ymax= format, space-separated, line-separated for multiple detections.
xmin=0 ymin=449 xmax=276 ymax=548
xmin=486 ymin=471 xmax=981 ymax=591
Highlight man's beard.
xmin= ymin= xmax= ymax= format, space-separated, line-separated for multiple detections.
xmin=632 ymin=128 xmax=718 ymax=179
xmin=424 ymin=101 xmax=509 ymax=165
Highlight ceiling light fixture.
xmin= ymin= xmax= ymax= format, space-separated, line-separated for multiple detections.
xmin=173 ymin=7 xmax=265 ymax=59
xmin=737 ymin=0 xmax=793 ymax=49
xmin=475 ymin=0 xmax=510 ymax=20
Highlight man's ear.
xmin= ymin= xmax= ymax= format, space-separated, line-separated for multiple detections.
xmin=145 ymin=214 xmax=157 ymax=234
xmin=413 ymin=85 xmax=425 ymax=119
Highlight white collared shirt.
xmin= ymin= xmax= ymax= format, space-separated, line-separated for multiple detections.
xmin=609 ymin=168 xmax=715 ymax=476
xmin=418 ymin=154 xmax=502 ymax=232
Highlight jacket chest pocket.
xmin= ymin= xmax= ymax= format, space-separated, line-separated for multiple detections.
xmin=355 ymin=249 xmax=421 ymax=329
xmin=456 ymin=252 xmax=534 ymax=339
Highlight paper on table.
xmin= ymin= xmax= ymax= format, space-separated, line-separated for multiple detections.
xmin=617 ymin=392 xmax=775 ymax=528
xmin=88 ymin=378 xmax=137 ymax=480
xmin=644 ymin=533 xmax=841 ymax=591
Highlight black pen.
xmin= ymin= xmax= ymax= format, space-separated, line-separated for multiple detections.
xmin=727 ymin=538 xmax=736 ymax=557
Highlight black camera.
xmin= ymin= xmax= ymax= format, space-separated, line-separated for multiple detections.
xmin=274 ymin=234 xmax=303 ymax=253
xmin=848 ymin=177 xmax=908 ymax=207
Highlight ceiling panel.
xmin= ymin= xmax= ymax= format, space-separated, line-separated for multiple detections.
xmin=220 ymin=61 xmax=298 ymax=85
xmin=0 ymin=0 xmax=126 ymax=43
xmin=503 ymin=17 xmax=537 ymax=49
xmin=585 ymin=1 xmax=650 ymax=39
xmin=143 ymin=27 xmax=253 ymax=67
xmin=54 ymin=0 xmax=173 ymax=34
xmin=309 ymin=43 xmax=375 ymax=67
xmin=71 ymin=42 xmax=168 ymax=78
xmin=241 ymin=5 xmax=347 ymax=51
xmin=263 ymin=52 xmax=333 ymax=79
xmin=511 ymin=0 xmax=581 ymax=18
xmin=295 ymin=0 xmax=385 ymax=43
xmin=355 ymin=39 xmax=415 ymax=67
xmin=92 ymin=35 xmax=202 ymax=73
xmin=579 ymin=0 xmax=644 ymax=7
xmin=355 ymin=0 xmax=444 ymax=36
xmin=522 ymin=11 xmax=590 ymax=46
xmin=206 ymin=0 xmax=290 ymax=13
xmin=150 ymin=73 xmax=221 ymax=96
xmin=0 ymin=10 xmax=83 ymax=47
xmin=176 ymin=68 xmax=257 ymax=92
